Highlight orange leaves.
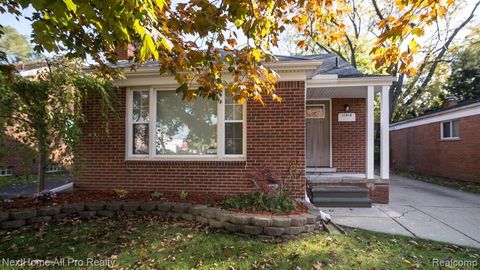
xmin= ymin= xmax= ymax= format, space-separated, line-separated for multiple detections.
xmin=370 ymin=0 xmax=455 ymax=75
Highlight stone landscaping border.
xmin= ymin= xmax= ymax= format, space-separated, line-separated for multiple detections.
xmin=0 ymin=201 xmax=322 ymax=239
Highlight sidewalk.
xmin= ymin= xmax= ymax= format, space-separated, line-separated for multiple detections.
xmin=320 ymin=174 xmax=480 ymax=248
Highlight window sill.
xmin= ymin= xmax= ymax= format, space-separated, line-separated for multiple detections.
xmin=124 ymin=157 xmax=247 ymax=167
xmin=439 ymin=137 xmax=461 ymax=142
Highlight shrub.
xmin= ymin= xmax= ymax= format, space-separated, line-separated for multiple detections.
xmin=34 ymin=190 xmax=57 ymax=204
xmin=151 ymin=190 xmax=164 ymax=199
xmin=179 ymin=190 xmax=188 ymax=200
xmin=222 ymin=192 xmax=296 ymax=213
xmin=113 ymin=189 xmax=128 ymax=199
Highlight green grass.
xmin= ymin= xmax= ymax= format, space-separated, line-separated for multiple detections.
xmin=395 ymin=170 xmax=480 ymax=195
xmin=0 ymin=218 xmax=478 ymax=269
xmin=0 ymin=173 xmax=71 ymax=188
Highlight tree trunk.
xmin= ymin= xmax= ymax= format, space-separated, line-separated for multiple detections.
xmin=37 ymin=136 xmax=47 ymax=192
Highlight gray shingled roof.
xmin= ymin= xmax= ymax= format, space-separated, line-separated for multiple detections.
xmin=112 ymin=53 xmax=365 ymax=77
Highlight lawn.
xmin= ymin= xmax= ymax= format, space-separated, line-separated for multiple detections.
xmin=1 ymin=217 xmax=478 ymax=269
xmin=394 ymin=170 xmax=480 ymax=195
xmin=0 ymin=173 xmax=71 ymax=189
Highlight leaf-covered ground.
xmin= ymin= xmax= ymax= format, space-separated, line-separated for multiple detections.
xmin=0 ymin=217 xmax=479 ymax=269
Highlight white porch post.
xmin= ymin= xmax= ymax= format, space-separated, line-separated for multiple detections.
xmin=366 ymin=86 xmax=375 ymax=179
xmin=380 ymin=85 xmax=390 ymax=179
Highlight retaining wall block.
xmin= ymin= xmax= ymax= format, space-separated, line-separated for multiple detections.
xmin=172 ymin=203 xmax=191 ymax=213
xmin=105 ymin=202 xmax=122 ymax=211
xmin=263 ymin=227 xmax=285 ymax=236
xmin=27 ymin=216 xmax=52 ymax=224
xmin=10 ymin=209 xmax=37 ymax=220
xmin=167 ymin=212 xmax=181 ymax=219
xmin=0 ymin=211 xmax=9 ymax=222
xmin=123 ymin=202 xmax=140 ymax=211
xmin=284 ymin=226 xmax=304 ymax=235
xmin=304 ymin=224 xmax=316 ymax=233
xmin=79 ymin=211 xmax=96 ymax=219
xmin=97 ymin=210 xmax=115 ymax=218
xmin=61 ymin=203 xmax=85 ymax=214
xmin=300 ymin=213 xmax=317 ymax=224
xmin=224 ymin=222 xmax=242 ymax=232
xmin=251 ymin=216 xmax=272 ymax=227
xmin=289 ymin=215 xmax=307 ymax=227
xmin=140 ymin=202 xmax=158 ymax=211
xmin=151 ymin=211 xmax=167 ymax=217
xmin=189 ymin=205 xmax=207 ymax=216
xmin=195 ymin=215 xmax=208 ymax=224
xmin=229 ymin=214 xmax=251 ymax=225
xmin=157 ymin=202 xmax=174 ymax=212
xmin=85 ymin=202 xmax=105 ymax=211
xmin=215 ymin=210 xmax=231 ymax=223
xmin=181 ymin=213 xmax=194 ymax=221
xmin=272 ymin=217 xmax=291 ymax=227
xmin=208 ymin=219 xmax=224 ymax=228
xmin=243 ymin=225 xmax=263 ymax=235
xmin=37 ymin=206 xmax=61 ymax=216
xmin=1 ymin=220 xmax=26 ymax=229
xmin=200 ymin=207 xmax=218 ymax=219
xmin=135 ymin=211 xmax=148 ymax=216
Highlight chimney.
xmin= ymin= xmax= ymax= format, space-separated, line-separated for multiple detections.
xmin=114 ymin=43 xmax=135 ymax=61
xmin=443 ymin=96 xmax=458 ymax=109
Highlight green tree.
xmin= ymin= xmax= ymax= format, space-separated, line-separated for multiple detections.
xmin=0 ymin=26 xmax=33 ymax=62
xmin=446 ymin=29 xmax=480 ymax=101
xmin=0 ymin=60 xmax=114 ymax=191
xmin=0 ymin=0 xmax=457 ymax=105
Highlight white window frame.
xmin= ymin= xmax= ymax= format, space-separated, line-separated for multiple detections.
xmin=0 ymin=167 xmax=13 ymax=176
xmin=126 ymin=87 xmax=246 ymax=161
xmin=46 ymin=164 xmax=61 ymax=173
xmin=440 ymin=120 xmax=460 ymax=140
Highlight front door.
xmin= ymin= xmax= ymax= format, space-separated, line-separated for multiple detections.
xmin=306 ymin=101 xmax=330 ymax=167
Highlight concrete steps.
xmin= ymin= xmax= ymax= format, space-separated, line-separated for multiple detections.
xmin=311 ymin=186 xmax=372 ymax=208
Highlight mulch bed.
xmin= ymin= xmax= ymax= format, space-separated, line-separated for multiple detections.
xmin=1 ymin=190 xmax=308 ymax=216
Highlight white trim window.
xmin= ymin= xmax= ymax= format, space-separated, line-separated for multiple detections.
xmin=441 ymin=120 xmax=460 ymax=140
xmin=0 ymin=166 xmax=13 ymax=176
xmin=126 ymin=88 xmax=246 ymax=160
xmin=46 ymin=164 xmax=61 ymax=173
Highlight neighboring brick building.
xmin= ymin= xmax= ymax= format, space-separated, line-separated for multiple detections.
xmin=390 ymin=98 xmax=480 ymax=183
xmin=0 ymin=133 xmax=37 ymax=177
xmin=76 ymin=54 xmax=395 ymax=206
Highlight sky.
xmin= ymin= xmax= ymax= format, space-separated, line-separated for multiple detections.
xmin=0 ymin=2 xmax=478 ymax=58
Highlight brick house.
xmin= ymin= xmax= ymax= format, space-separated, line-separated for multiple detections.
xmin=390 ymin=98 xmax=480 ymax=183
xmin=76 ymin=54 xmax=394 ymax=206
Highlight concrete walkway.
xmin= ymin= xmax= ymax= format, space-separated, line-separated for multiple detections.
xmin=320 ymin=174 xmax=480 ymax=248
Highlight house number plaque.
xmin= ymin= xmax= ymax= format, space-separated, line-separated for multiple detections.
xmin=338 ymin=112 xmax=356 ymax=122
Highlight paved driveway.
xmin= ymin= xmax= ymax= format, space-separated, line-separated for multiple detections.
xmin=0 ymin=179 xmax=71 ymax=199
xmin=320 ymin=174 xmax=480 ymax=248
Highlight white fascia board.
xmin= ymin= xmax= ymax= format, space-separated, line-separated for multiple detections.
xmin=390 ymin=103 xmax=480 ymax=131
xmin=306 ymin=76 xmax=396 ymax=88
xmin=115 ymin=68 xmax=308 ymax=87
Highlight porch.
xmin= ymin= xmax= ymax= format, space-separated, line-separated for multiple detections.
xmin=304 ymin=75 xmax=395 ymax=206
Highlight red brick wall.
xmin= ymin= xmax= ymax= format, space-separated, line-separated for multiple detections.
xmin=391 ymin=114 xmax=480 ymax=183
xmin=76 ymin=81 xmax=306 ymax=198
xmin=331 ymin=98 xmax=366 ymax=173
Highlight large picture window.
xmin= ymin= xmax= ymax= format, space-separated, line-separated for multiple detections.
xmin=127 ymin=88 xmax=246 ymax=160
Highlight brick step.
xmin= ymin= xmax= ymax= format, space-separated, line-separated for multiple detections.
xmin=311 ymin=186 xmax=369 ymax=198
xmin=311 ymin=197 xmax=372 ymax=208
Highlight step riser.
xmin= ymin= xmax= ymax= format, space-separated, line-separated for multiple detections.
xmin=312 ymin=192 xmax=369 ymax=198
xmin=313 ymin=202 xmax=372 ymax=208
